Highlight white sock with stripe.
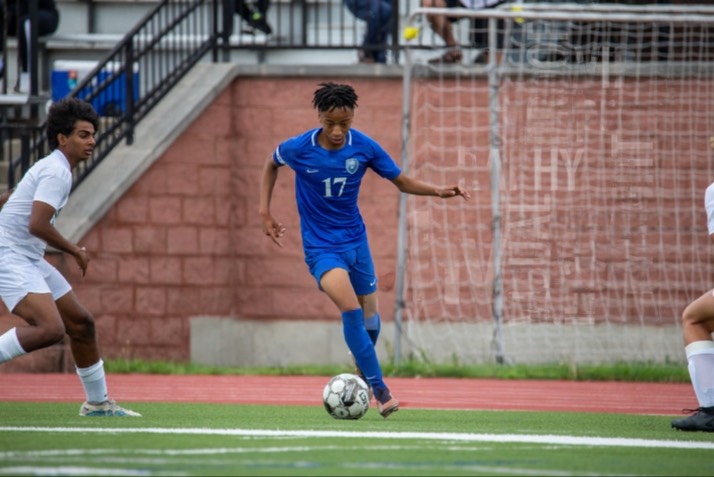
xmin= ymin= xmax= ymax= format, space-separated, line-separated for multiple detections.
xmin=0 ymin=328 xmax=27 ymax=363
xmin=686 ymin=340 xmax=714 ymax=408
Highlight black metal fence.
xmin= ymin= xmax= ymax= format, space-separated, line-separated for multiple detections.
xmin=228 ymin=0 xmax=404 ymax=61
xmin=1 ymin=0 xmax=227 ymax=189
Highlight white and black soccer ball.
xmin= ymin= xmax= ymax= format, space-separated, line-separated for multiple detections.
xmin=322 ymin=373 xmax=370 ymax=420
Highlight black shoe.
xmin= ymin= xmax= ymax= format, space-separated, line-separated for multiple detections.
xmin=428 ymin=49 xmax=463 ymax=65
xmin=248 ymin=13 xmax=272 ymax=35
xmin=358 ymin=51 xmax=375 ymax=64
xmin=671 ymin=407 xmax=714 ymax=432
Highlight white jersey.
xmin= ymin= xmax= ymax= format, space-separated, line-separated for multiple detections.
xmin=706 ymin=182 xmax=714 ymax=236
xmin=0 ymin=150 xmax=72 ymax=260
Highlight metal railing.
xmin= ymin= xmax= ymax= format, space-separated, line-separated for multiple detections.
xmin=227 ymin=0 xmax=404 ymax=60
xmin=2 ymin=0 xmax=229 ymax=189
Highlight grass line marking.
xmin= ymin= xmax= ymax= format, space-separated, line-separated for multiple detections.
xmin=0 ymin=427 xmax=711 ymax=449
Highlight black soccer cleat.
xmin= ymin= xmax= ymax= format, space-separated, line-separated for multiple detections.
xmin=671 ymin=407 xmax=714 ymax=432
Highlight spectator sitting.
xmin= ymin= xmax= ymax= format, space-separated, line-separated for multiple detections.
xmin=423 ymin=0 xmax=503 ymax=65
xmin=343 ymin=0 xmax=392 ymax=63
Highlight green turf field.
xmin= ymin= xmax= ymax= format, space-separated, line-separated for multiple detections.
xmin=0 ymin=402 xmax=712 ymax=476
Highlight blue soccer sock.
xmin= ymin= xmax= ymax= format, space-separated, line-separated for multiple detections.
xmin=364 ymin=312 xmax=381 ymax=345
xmin=342 ymin=308 xmax=388 ymax=397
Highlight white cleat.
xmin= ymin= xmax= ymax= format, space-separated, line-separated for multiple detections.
xmin=79 ymin=399 xmax=141 ymax=417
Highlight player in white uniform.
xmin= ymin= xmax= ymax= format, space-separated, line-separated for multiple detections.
xmin=0 ymin=97 xmax=140 ymax=417
xmin=671 ymin=134 xmax=714 ymax=432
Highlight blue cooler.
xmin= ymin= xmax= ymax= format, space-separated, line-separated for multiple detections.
xmin=51 ymin=60 xmax=139 ymax=116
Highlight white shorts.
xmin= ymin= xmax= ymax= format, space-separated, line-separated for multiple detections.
xmin=0 ymin=247 xmax=72 ymax=312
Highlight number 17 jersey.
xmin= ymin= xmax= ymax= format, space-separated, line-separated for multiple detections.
xmin=273 ymin=128 xmax=401 ymax=253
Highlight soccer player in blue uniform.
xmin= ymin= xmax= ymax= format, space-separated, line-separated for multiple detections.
xmin=259 ymin=82 xmax=470 ymax=418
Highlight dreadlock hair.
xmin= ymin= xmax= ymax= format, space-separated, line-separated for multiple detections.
xmin=312 ymin=82 xmax=358 ymax=113
xmin=46 ymin=97 xmax=99 ymax=150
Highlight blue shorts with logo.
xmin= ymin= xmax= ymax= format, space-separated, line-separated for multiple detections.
xmin=304 ymin=240 xmax=378 ymax=296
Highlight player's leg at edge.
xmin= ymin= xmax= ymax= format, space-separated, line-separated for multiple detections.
xmin=56 ymin=290 xmax=141 ymax=417
xmin=671 ymin=289 xmax=714 ymax=432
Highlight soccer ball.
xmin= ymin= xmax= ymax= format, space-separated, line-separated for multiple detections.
xmin=322 ymin=373 xmax=370 ymax=420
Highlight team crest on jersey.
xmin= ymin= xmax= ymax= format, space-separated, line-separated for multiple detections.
xmin=345 ymin=158 xmax=359 ymax=174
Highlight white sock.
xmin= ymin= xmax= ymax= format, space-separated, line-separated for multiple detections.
xmin=0 ymin=328 xmax=27 ymax=363
xmin=76 ymin=359 xmax=109 ymax=404
xmin=686 ymin=341 xmax=714 ymax=408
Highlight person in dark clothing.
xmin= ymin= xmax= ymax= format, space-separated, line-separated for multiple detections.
xmin=343 ymin=0 xmax=392 ymax=63
xmin=2 ymin=0 xmax=60 ymax=74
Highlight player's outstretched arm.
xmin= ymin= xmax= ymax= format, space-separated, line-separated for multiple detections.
xmin=391 ymin=174 xmax=470 ymax=200
xmin=259 ymin=155 xmax=286 ymax=246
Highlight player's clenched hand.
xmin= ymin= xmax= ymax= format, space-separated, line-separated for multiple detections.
xmin=438 ymin=186 xmax=470 ymax=200
xmin=262 ymin=215 xmax=286 ymax=247
xmin=74 ymin=246 xmax=90 ymax=277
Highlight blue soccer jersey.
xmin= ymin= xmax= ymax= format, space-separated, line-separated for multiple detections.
xmin=273 ymin=128 xmax=401 ymax=252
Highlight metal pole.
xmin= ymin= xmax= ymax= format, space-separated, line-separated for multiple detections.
xmin=487 ymin=16 xmax=505 ymax=364
xmin=1 ymin=0 xmax=7 ymax=95
xmin=393 ymin=45 xmax=414 ymax=367
xmin=124 ymin=39 xmax=135 ymax=145
xmin=390 ymin=0 xmax=400 ymax=64
xmin=221 ymin=0 xmax=235 ymax=62
xmin=28 ymin=0 xmax=38 ymax=99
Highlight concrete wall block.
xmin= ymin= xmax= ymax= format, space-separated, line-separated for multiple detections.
xmin=190 ymin=316 xmax=393 ymax=367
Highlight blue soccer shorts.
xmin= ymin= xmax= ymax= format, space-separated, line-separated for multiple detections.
xmin=305 ymin=240 xmax=378 ymax=296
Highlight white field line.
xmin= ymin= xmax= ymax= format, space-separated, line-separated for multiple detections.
xmin=0 ymin=467 xmax=155 ymax=476
xmin=0 ymin=427 xmax=712 ymax=450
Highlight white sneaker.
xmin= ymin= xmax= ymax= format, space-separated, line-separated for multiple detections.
xmin=79 ymin=399 xmax=141 ymax=417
